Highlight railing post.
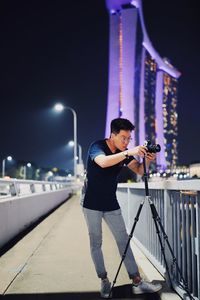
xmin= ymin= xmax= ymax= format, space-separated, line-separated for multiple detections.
xmin=10 ymin=183 xmax=17 ymax=196
xmin=30 ymin=183 xmax=35 ymax=193
xmin=164 ymin=188 xmax=174 ymax=284
xmin=196 ymin=192 xmax=200 ymax=299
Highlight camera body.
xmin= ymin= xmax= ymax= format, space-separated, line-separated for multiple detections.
xmin=144 ymin=140 xmax=161 ymax=153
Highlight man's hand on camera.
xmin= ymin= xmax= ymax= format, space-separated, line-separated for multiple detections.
xmin=146 ymin=152 xmax=156 ymax=161
xmin=127 ymin=146 xmax=156 ymax=175
xmin=128 ymin=145 xmax=147 ymax=157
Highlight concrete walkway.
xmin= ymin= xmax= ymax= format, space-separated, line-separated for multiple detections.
xmin=0 ymin=196 xmax=180 ymax=300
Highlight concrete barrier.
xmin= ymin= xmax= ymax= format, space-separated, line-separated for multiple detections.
xmin=0 ymin=189 xmax=72 ymax=249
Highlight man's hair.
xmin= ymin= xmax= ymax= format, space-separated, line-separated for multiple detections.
xmin=110 ymin=118 xmax=135 ymax=134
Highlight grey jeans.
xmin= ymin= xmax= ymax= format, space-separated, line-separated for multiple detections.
xmin=83 ymin=207 xmax=139 ymax=279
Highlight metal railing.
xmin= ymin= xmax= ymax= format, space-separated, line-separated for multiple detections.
xmin=0 ymin=178 xmax=80 ymax=199
xmin=117 ymin=179 xmax=200 ymax=300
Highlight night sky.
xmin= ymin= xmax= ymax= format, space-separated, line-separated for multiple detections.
xmin=0 ymin=0 xmax=199 ymax=172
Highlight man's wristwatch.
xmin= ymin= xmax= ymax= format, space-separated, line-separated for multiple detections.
xmin=123 ymin=150 xmax=129 ymax=159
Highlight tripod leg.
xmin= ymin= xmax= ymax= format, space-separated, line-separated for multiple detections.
xmin=148 ymin=197 xmax=195 ymax=300
xmin=109 ymin=198 xmax=145 ymax=298
xmin=148 ymin=198 xmax=173 ymax=287
xmin=142 ymin=157 xmax=194 ymax=300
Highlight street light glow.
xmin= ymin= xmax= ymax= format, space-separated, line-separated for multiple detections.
xmin=54 ymin=103 xmax=64 ymax=112
xmin=7 ymin=156 xmax=12 ymax=161
xmin=68 ymin=140 xmax=74 ymax=147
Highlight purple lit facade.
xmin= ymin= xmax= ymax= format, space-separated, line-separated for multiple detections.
xmin=105 ymin=0 xmax=181 ymax=168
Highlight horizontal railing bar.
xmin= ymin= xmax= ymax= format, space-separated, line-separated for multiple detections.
xmin=118 ymin=179 xmax=200 ymax=191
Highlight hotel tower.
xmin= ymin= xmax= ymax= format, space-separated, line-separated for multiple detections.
xmin=105 ymin=0 xmax=181 ymax=168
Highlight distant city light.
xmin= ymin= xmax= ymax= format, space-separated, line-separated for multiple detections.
xmin=130 ymin=1 xmax=139 ymax=8
xmin=110 ymin=9 xmax=116 ymax=14
xmin=47 ymin=171 xmax=53 ymax=176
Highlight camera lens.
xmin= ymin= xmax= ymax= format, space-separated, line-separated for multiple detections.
xmin=154 ymin=144 xmax=161 ymax=153
xmin=145 ymin=140 xmax=161 ymax=153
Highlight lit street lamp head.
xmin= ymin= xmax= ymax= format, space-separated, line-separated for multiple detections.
xmin=68 ymin=140 xmax=74 ymax=147
xmin=54 ymin=103 xmax=64 ymax=112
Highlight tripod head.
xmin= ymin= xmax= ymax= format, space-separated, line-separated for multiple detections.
xmin=142 ymin=155 xmax=151 ymax=197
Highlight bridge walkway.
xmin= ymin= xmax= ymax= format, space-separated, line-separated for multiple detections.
xmin=0 ymin=195 xmax=180 ymax=300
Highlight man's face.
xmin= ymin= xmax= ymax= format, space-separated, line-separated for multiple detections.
xmin=111 ymin=130 xmax=132 ymax=151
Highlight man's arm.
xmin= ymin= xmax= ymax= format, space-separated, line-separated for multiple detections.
xmin=94 ymin=145 xmax=148 ymax=168
xmin=127 ymin=153 xmax=156 ymax=176
xmin=94 ymin=152 xmax=127 ymax=168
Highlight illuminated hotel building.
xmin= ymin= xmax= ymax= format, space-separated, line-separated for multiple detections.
xmin=105 ymin=0 xmax=181 ymax=168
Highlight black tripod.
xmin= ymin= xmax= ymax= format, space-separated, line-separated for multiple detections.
xmin=109 ymin=157 xmax=195 ymax=300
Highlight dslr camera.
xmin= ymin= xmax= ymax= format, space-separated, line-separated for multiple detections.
xmin=144 ymin=140 xmax=161 ymax=153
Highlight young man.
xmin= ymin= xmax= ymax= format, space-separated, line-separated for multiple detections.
xmin=82 ymin=118 xmax=162 ymax=298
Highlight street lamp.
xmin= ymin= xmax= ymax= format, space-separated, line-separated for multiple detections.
xmin=78 ymin=144 xmax=83 ymax=164
xmin=23 ymin=163 xmax=32 ymax=179
xmin=68 ymin=140 xmax=84 ymax=178
xmin=2 ymin=156 xmax=13 ymax=178
xmin=69 ymin=140 xmax=83 ymax=164
xmin=54 ymin=103 xmax=77 ymax=179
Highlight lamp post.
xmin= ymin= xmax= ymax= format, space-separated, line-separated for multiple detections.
xmin=69 ymin=141 xmax=83 ymax=164
xmin=23 ymin=163 xmax=32 ymax=179
xmin=68 ymin=140 xmax=84 ymax=177
xmin=2 ymin=156 xmax=12 ymax=178
xmin=78 ymin=144 xmax=83 ymax=164
xmin=54 ymin=103 xmax=77 ymax=179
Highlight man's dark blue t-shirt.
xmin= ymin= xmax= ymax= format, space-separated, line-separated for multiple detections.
xmin=83 ymin=139 xmax=134 ymax=211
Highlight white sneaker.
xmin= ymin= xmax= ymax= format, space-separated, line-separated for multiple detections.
xmin=100 ymin=278 xmax=112 ymax=298
xmin=132 ymin=279 xmax=162 ymax=294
